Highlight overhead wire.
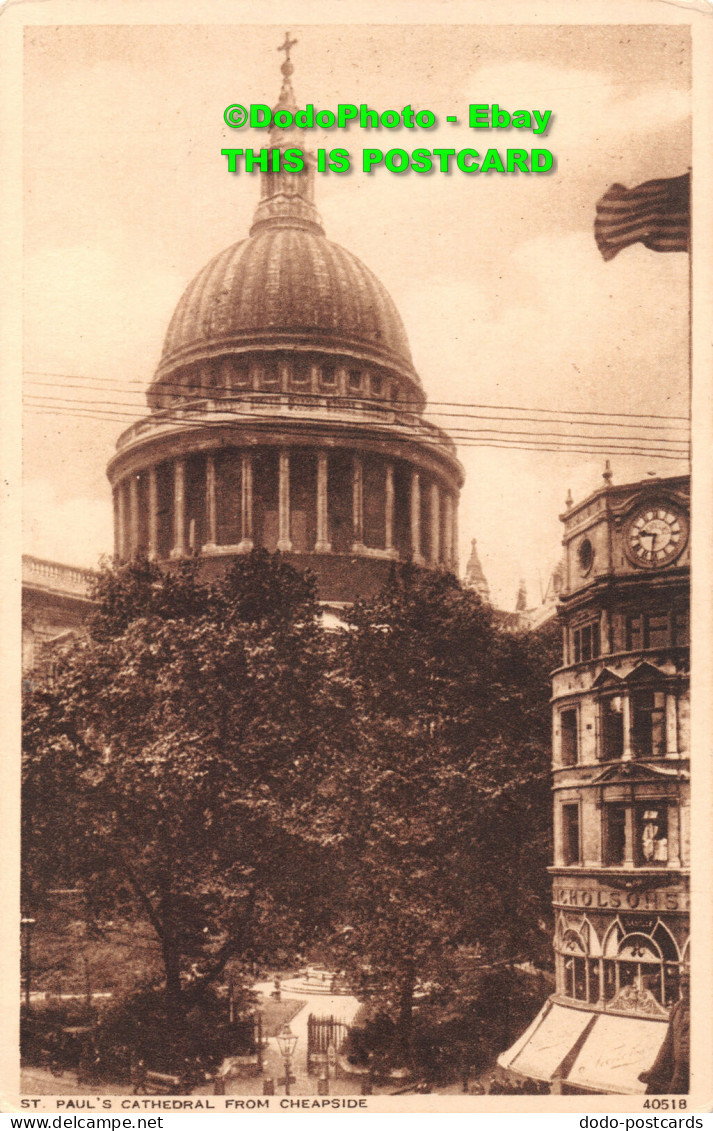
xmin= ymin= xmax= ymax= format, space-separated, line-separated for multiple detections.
xmin=24 ymin=392 xmax=689 ymax=443
xmin=23 ymin=371 xmax=690 ymax=424
xmin=23 ymin=388 xmax=691 ymax=450
xmin=24 ymin=401 xmax=690 ymax=462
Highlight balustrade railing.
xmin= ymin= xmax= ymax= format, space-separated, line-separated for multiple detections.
xmin=115 ymin=393 xmax=457 ymax=455
xmin=22 ymin=556 xmax=94 ymax=595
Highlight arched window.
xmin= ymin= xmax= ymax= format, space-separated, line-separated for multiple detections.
xmin=561 ymin=929 xmax=587 ymax=1001
xmin=653 ymin=922 xmax=682 ymax=1006
xmin=562 ymin=920 xmax=683 ymax=1014
xmin=602 ymin=930 xmax=674 ymax=1013
xmin=617 ymin=933 xmax=663 ymax=998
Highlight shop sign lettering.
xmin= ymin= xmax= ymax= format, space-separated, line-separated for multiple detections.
xmin=554 ymin=886 xmax=686 ymax=911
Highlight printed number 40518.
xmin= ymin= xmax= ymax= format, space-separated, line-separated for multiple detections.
xmin=643 ymin=1099 xmax=687 ymax=1109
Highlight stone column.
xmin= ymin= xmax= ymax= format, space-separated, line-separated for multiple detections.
xmin=600 ymin=607 xmax=611 ymax=657
xmin=113 ymin=489 xmax=120 ymax=560
xmin=553 ymin=803 xmax=562 ymax=867
xmin=315 ymin=451 xmax=331 ymax=552
xmin=451 ymin=496 xmax=459 ymax=574
xmin=621 ymin=695 xmax=632 ymax=761
xmin=129 ymin=475 xmax=139 ymax=559
xmin=384 ymin=462 xmax=395 ymax=555
xmin=623 ymin=804 xmax=635 ymax=868
xmin=277 ymin=449 xmax=292 ymax=552
xmin=148 ymin=466 xmax=158 ymax=560
xmin=171 ymin=458 xmax=186 ymax=558
xmin=410 ymin=470 xmax=423 ymax=563
xmin=442 ymin=493 xmax=453 ymax=568
xmin=116 ymin=484 xmax=127 ymax=561
xmin=430 ymin=483 xmax=440 ymax=566
xmin=352 ymin=455 xmax=365 ymax=552
xmin=665 ymin=691 xmax=678 ymax=756
xmin=240 ymin=453 xmax=254 ymax=549
xmin=667 ymin=800 xmax=681 ymax=868
xmin=204 ymin=454 xmax=217 ymax=549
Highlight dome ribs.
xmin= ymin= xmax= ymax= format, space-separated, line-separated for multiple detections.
xmin=260 ymin=229 xmax=285 ymax=329
xmin=212 ymin=243 xmax=244 ymax=338
xmin=154 ymin=228 xmax=418 ymax=389
xmin=322 ymin=241 xmax=350 ymax=335
xmin=231 ymin=234 xmax=264 ymax=331
xmin=197 ymin=244 xmax=239 ymax=346
xmin=164 ymin=259 xmax=210 ymax=356
xmin=284 ymin=229 xmax=309 ymax=329
xmin=307 ymin=235 xmax=336 ymax=331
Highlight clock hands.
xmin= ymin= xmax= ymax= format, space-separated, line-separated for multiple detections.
xmin=626 ymin=505 xmax=685 ymax=568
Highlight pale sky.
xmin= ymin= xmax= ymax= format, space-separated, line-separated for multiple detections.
xmin=22 ymin=18 xmax=691 ymax=609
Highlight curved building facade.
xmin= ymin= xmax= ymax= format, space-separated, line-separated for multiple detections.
xmin=107 ymin=55 xmax=463 ymax=604
xmin=500 ymin=472 xmax=690 ymax=1095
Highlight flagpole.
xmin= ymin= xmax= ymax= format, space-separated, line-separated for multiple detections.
xmin=688 ymin=165 xmax=692 ymax=474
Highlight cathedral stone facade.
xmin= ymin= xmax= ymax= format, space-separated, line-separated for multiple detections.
xmin=106 ymin=53 xmax=463 ymax=605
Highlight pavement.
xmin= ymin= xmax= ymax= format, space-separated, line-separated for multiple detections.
xmin=232 ymin=979 xmax=364 ymax=1096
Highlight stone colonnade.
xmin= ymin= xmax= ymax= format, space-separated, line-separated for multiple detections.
xmin=113 ymin=445 xmax=459 ymax=570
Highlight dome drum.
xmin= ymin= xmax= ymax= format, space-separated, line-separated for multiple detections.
xmin=112 ymin=442 xmax=460 ymax=583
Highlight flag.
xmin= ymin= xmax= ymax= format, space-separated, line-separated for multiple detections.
xmin=594 ymin=173 xmax=690 ymax=261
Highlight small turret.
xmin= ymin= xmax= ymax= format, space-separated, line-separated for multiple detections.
xmin=463 ymin=538 xmax=490 ymax=603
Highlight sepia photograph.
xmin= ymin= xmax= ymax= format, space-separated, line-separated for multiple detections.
xmin=5 ymin=0 xmax=712 ymax=1115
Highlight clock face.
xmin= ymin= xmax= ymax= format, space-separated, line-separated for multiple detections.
xmin=625 ymin=503 xmax=688 ymax=568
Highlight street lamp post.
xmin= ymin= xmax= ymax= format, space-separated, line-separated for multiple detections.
xmin=276 ymin=1024 xmax=298 ymax=1096
xmin=21 ymin=917 xmax=36 ymax=1010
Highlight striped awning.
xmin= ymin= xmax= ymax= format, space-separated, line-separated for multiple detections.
xmin=498 ymin=999 xmax=668 ymax=1094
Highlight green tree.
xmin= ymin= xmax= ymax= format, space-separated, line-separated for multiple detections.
xmin=330 ymin=565 xmax=556 ymax=1056
xmin=22 ymin=553 xmax=350 ymax=1025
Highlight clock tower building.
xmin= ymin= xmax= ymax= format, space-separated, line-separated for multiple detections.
xmin=499 ymin=471 xmax=690 ymax=1095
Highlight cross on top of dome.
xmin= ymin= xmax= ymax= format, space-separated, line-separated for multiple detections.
xmin=274 ymin=32 xmax=299 ymax=119
xmin=277 ymin=31 xmax=298 ymax=73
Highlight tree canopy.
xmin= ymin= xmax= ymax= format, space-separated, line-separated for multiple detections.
xmin=22 ymin=553 xmax=351 ymax=1021
xmin=23 ymin=554 xmax=556 ymax=1065
xmin=328 ymin=565 xmax=556 ymax=1042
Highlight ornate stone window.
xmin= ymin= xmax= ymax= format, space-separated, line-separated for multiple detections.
xmin=291 ymin=358 xmax=310 ymax=388
xmin=320 ymin=362 xmax=336 ymax=388
xmin=602 ymin=802 xmax=627 ymax=865
xmin=561 ymin=803 xmax=581 ymax=865
xmin=562 ymin=929 xmax=587 ymax=1001
xmin=631 ymin=689 xmax=666 ymax=757
xmin=600 ymin=922 xmax=680 ymax=1013
xmin=635 ymin=802 xmax=669 ymax=866
xmin=557 ymin=918 xmax=683 ymax=1014
xmin=600 ymin=798 xmax=676 ymax=868
xmin=559 ymin=707 xmax=579 ymax=766
xmin=572 ymin=620 xmax=600 ymax=663
xmin=261 ymin=361 xmax=280 ymax=390
xmin=672 ymin=606 xmax=689 ymax=646
xmin=600 ymin=695 xmax=624 ymax=760
xmin=626 ymin=612 xmax=670 ymax=651
xmin=556 ymin=919 xmax=602 ymax=1005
